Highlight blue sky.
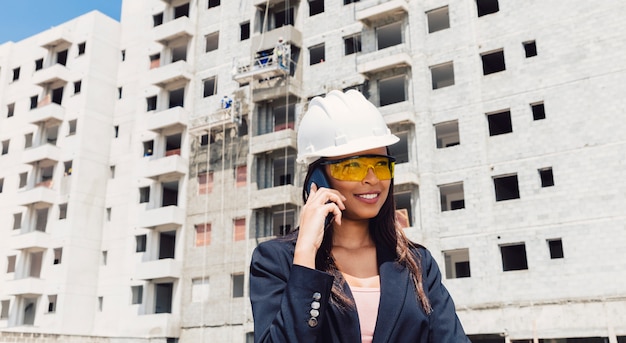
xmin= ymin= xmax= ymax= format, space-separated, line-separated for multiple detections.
xmin=0 ymin=0 xmax=122 ymax=44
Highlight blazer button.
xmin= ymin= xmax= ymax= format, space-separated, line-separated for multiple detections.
xmin=308 ymin=317 xmax=318 ymax=328
xmin=311 ymin=301 xmax=320 ymax=310
xmin=310 ymin=309 xmax=319 ymax=318
xmin=312 ymin=292 xmax=321 ymax=301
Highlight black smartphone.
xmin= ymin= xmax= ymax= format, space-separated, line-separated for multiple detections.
xmin=305 ymin=166 xmax=334 ymax=226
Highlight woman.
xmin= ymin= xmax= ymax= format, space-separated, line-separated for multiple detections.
xmin=250 ymin=90 xmax=470 ymax=342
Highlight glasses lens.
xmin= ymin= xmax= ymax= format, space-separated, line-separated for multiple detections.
xmin=327 ymin=156 xmax=395 ymax=181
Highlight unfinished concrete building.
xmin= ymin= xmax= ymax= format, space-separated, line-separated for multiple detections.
xmin=1 ymin=0 xmax=625 ymax=342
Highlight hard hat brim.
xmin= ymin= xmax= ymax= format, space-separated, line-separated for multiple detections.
xmin=297 ymin=133 xmax=399 ymax=164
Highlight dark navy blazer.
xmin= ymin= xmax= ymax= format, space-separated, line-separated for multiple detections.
xmin=250 ymin=238 xmax=470 ymax=343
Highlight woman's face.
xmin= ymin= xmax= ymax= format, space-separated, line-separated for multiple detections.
xmin=325 ymin=147 xmax=391 ymax=221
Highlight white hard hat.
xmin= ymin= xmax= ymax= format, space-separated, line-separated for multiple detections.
xmin=297 ymin=89 xmax=399 ymax=164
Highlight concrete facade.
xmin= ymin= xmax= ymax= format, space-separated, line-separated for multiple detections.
xmin=1 ymin=1 xmax=625 ymax=343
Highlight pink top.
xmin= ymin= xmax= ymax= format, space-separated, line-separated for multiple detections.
xmin=351 ymin=286 xmax=380 ymax=343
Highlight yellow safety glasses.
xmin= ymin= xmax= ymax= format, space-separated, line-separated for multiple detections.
xmin=321 ymin=155 xmax=396 ymax=181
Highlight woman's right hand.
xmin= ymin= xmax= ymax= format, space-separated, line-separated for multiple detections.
xmin=293 ymin=183 xmax=346 ymax=269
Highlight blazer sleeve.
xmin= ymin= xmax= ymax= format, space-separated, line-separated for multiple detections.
xmin=421 ymin=248 xmax=471 ymax=342
xmin=250 ymin=240 xmax=335 ymax=343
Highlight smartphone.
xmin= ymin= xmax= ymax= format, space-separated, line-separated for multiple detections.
xmin=305 ymin=166 xmax=334 ymax=226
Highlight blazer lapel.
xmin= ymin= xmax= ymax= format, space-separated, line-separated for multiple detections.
xmin=372 ymin=247 xmax=409 ymax=343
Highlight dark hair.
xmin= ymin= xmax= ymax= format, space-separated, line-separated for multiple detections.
xmin=299 ymin=159 xmax=432 ymax=314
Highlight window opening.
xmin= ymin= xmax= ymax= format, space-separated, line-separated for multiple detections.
xmin=234 ymin=218 xmax=246 ymax=241
xmin=30 ymin=95 xmax=38 ymax=109
xmin=493 ymin=174 xmax=520 ymax=201
xmin=435 ymin=120 xmax=460 ymax=148
xmin=47 ymin=295 xmax=57 ymax=313
xmin=102 ymin=251 xmax=108 ymax=265
xmin=68 ymin=119 xmax=77 ymax=135
xmin=174 ymin=3 xmax=190 ymax=18
xmin=53 ymin=248 xmax=62 ymax=264
xmin=195 ymin=223 xmax=211 ymax=246
xmin=198 ymin=171 xmax=214 ymax=194
xmin=274 ymin=7 xmax=295 ymax=28
xmin=153 ymin=12 xmax=164 ymax=26
xmin=394 ymin=191 xmax=412 ymax=228
xmin=344 ymin=34 xmax=362 ymax=55
xmin=208 ymin=0 xmax=220 ymax=8
xmin=150 ymin=53 xmax=160 ymax=69
xmin=523 ymin=40 xmax=537 ymax=58
xmin=309 ymin=44 xmax=325 ymax=65
xmin=56 ymin=50 xmax=68 ymax=66
xmin=240 ymin=22 xmax=250 ymax=40
xmin=139 ymin=186 xmax=150 ymax=203
xmin=118 ymin=87 xmax=123 ymax=99
xmin=430 ymin=62 xmax=455 ymax=89
xmin=74 ymin=81 xmax=82 ymax=94
xmin=379 ymin=75 xmax=406 ymax=106
xmin=232 ymin=274 xmax=244 ymax=298
xmin=110 ymin=165 xmax=116 ymax=179
xmin=7 ymin=103 xmax=15 ymax=118
xmin=481 ymin=50 xmax=506 ymax=75
xmin=12 ymin=67 xmax=20 ymax=81
xmin=548 ymin=239 xmax=564 ymax=259
xmin=51 ymin=86 xmax=64 ymax=105
xmin=98 ymin=297 xmax=103 ymax=311
xmin=236 ymin=165 xmax=247 ymax=187
xmin=146 ymin=96 xmax=157 ymax=111
xmin=165 ymin=133 xmax=182 ymax=156
xmin=427 ymin=6 xmax=450 ymax=33
xmin=500 ymin=243 xmax=528 ymax=271
xmin=476 ymin=0 xmax=499 ymax=17
xmin=114 ymin=125 xmax=119 ymax=138
xmin=136 ymin=235 xmax=147 ymax=252
xmin=377 ymin=21 xmax=402 ymax=50
xmin=487 ymin=110 xmax=512 ymax=136
xmin=121 ymin=50 xmax=126 ymax=61
xmin=78 ymin=42 xmax=86 ymax=55
xmin=143 ymin=140 xmax=154 ymax=157
xmin=531 ymin=102 xmax=545 ymax=120
xmin=439 ymin=182 xmax=465 ymax=211
xmin=22 ymin=299 xmax=36 ymax=325
xmin=205 ymin=32 xmax=219 ymax=53
xmin=19 ymin=172 xmax=27 ymax=188
xmin=0 ymin=178 xmax=3 ymax=193
xmin=7 ymin=255 xmax=16 ymax=273
xmin=388 ymin=128 xmax=409 ymax=163
xmin=64 ymin=161 xmax=73 ymax=176
xmin=1 ymin=140 xmax=9 ymax=155
xmin=24 ymin=133 xmax=33 ymax=149
xmin=59 ymin=203 xmax=68 ymax=219
xmin=539 ymin=167 xmax=554 ymax=187
xmin=35 ymin=58 xmax=44 ymax=71
xmin=203 ymin=77 xmax=217 ymax=97
xmin=344 ymin=0 xmax=360 ymax=4
xmin=444 ymin=249 xmax=471 ymax=278
xmin=155 ymin=282 xmax=173 ymax=313
xmin=106 ymin=207 xmax=112 ymax=221
xmin=161 ymin=181 xmax=179 ymax=207
xmin=131 ymin=286 xmax=143 ymax=304
xmin=1 ymin=300 xmax=9 ymax=319
xmin=309 ymin=0 xmax=324 ymax=16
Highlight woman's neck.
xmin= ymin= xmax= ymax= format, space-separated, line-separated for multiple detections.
xmin=332 ymin=219 xmax=373 ymax=250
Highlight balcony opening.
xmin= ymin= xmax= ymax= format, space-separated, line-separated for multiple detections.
xmin=45 ymin=125 xmax=59 ymax=145
xmin=22 ymin=299 xmax=37 ymax=326
xmin=174 ymin=3 xmax=190 ymax=19
xmin=51 ymin=86 xmax=64 ymax=105
xmin=38 ymin=165 xmax=54 ymax=186
xmin=7 ymin=103 xmax=15 ymax=118
xmin=531 ymin=102 xmax=545 ymax=120
xmin=58 ymin=203 xmax=67 ymax=220
xmin=28 ymin=251 xmax=44 ymax=277
xmin=158 ymin=230 xmax=176 ymax=259
xmin=493 ymin=174 xmax=520 ymax=201
xmin=155 ymin=282 xmax=174 ymax=313
xmin=240 ymin=21 xmax=250 ymax=41
xmin=35 ymin=208 xmax=48 ymax=232
xmin=203 ymin=77 xmax=217 ymax=98
xmin=147 ymin=96 xmax=157 ymax=111
xmin=309 ymin=0 xmax=324 ymax=16
xmin=47 ymin=295 xmax=57 ymax=313
xmin=476 ymin=0 xmax=499 ymax=17
xmin=481 ymin=50 xmax=506 ymax=75
xmin=165 ymin=133 xmax=182 ymax=156
xmin=548 ymin=238 xmax=564 ymax=259
xmin=344 ymin=34 xmax=362 ymax=55
xmin=56 ymin=49 xmax=68 ymax=66
xmin=150 ymin=53 xmax=161 ymax=69
xmin=170 ymin=45 xmax=187 ymax=63
xmin=64 ymin=160 xmax=73 ymax=176
xmin=198 ymin=171 xmax=214 ymax=194
xmin=30 ymin=95 xmax=38 ymax=109
xmin=136 ymin=235 xmax=147 ymax=253
xmin=273 ymin=103 xmax=295 ymax=131
xmin=131 ymin=285 xmax=143 ymax=305
xmin=487 ymin=110 xmax=512 ymax=136
xmin=208 ymin=0 xmax=220 ymax=8
xmin=53 ymin=248 xmax=62 ymax=264
xmin=444 ymin=249 xmax=471 ymax=278
xmin=274 ymin=6 xmax=294 ymax=28
xmin=7 ymin=255 xmax=16 ymax=272
xmin=523 ymin=40 xmax=537 ymax=58
xmin=379 ymin=75 xmax=406 ymax=106
xmin=539 ymin=167 xmax=554 ymax=187
xmin=162 ymin=181 xmax=179 ymax=206
xmin=234 ymin=218 xmax=246 ymax=241
xmin=143 ymin=140 xmax=154 ymax=157
xmin=232 ymin=274 xmax=244 ymax=298
xmin=435 ymin=120 xmax=460 ymax=148
xmin=430 ymin=62 xmax=455 ymax=89
xmin=1 ymin=140 xmax=9 ymax=155
xmin=13 ymin=212 xmax=22 ymax=230
xmin=139 ymin=186 xmax=150 ymax=204
xmin=153 ymin=12 xmax=164 ymax=27
xmin=394 ymin=191 xmax=413 ymax=228
xmin=195 ymin=223 xmax=211 ymax=246
xmin=205 ymin=32 xmax=219 ymax=53
xmin=1 ymin=300 xmax=9 ymax=319
xmin=273 ymin=209 xmax=296 ymax=236
xmin=439 ymin=182 xmax=465 ymax=211
xmin=191 ymin=278 xmax=209 ymax=302
xmin=427 ymin=6 xmax=450 ymax=33
xmin=388 ymin=127 xmax=409 ymax=163
xmin=274 ymin=155 xmax=295 ymax=186
xmin=309 ymin=44 xmax=325 ymax=65
xmin=377 ymin=21 xmax=402 ymax=50
xmin=169 ymin=87 xmax=185 ymax=108
xmin=12 ymin=67 xmax=20 ymax=81
xmin=500 ymin=243 xmax=528 ymax=271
